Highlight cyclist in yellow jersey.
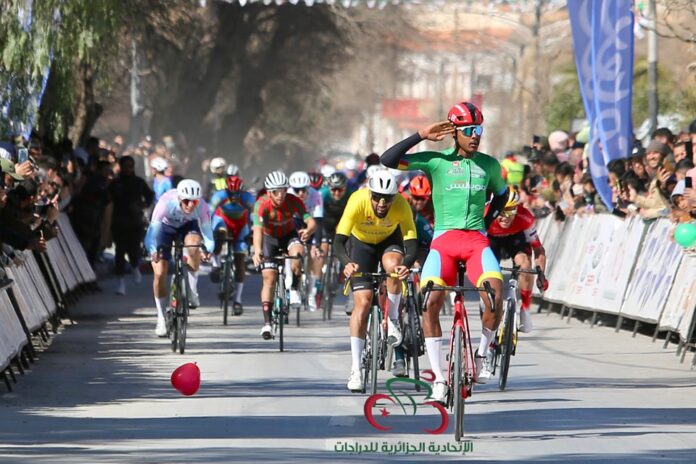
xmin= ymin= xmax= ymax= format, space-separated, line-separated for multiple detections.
xmin=333 ymin=170 xmax=419 ymax=392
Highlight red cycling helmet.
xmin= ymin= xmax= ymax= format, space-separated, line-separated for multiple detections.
xmin=409 ymin=175 xmax=431 ymax=197
xmin=308 ymin=171 xmax=324 ymax=189
xmin=447 ymin=101 xmax=484 ymax=126
xmin=226 ymin=175 xmax=245 ymax=193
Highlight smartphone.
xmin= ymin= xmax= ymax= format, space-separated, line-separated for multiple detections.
xmin=686 ymin=141 xmax=693 ymax=161
xmin=18 ymin=148 xmax=28 ymax=164
xmin=686 ymin=177 xmax=693 ymax=189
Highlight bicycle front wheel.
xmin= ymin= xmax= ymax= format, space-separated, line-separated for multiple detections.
xmin=407 ymin=296 xmax=421 ymax=388
xmin=278 ymin=298 xmax=285 ymax=352
xmin=169 ymin=279 xmax=178 ymax=353
xmin=222 ymin=257 xmax=231 ymax=326
xmin=178 ymin=274 xmax=189 ymax=354
xmin=498 ymin=298 xmax=516 ymax=391
xmin=370 ymin=306 xmax=380 ymax=395
xmin=453 ymin=326 xmax=465 ymax=441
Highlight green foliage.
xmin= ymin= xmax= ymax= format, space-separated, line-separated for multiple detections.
xmin=545 ymin=58 xmax=683 ymax=132
xmin=0 ymin=0 xmax=132 ymax=140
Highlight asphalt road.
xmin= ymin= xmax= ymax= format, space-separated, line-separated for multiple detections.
xmin=0 ymin=267 xmax=694 ymax=463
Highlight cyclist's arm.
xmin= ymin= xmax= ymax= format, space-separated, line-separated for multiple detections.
xmin=333 ymin=233 xmax=351 ymax=267
xmin=380 ymin=133 xmax=423 ymax=168
xmin=403 ymin=238 xmax=418 ymax=268
xmin=484 ymin=187 xmax=508 ymax=229
xmin=197 ymin=201 xmax=215 ymax=253
xmin=144 ymin=195 xmax=170 ymax=254
xmin=311 ymin=217 xmax=323 ymax=245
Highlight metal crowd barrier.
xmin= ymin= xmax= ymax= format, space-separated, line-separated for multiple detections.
xmin=533 ymin=214 xmax=696 ymax=367
xmin=0 ymin=213 xmax=96 ymax=390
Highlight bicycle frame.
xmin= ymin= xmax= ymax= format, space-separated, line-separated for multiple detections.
xmin=166 ymin=240 xmax=204 ymax=354
xmin=267 ymin=254 xmax=303 ymax=352
xmin=422 ymin=264 xmax=495 ymax=441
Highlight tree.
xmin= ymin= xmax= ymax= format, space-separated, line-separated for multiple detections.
xmin=545 ymin=58 xmax=681 ymax=133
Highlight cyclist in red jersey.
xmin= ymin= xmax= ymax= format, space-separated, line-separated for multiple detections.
xmin=252 ymin=171 xmax=316 ymax=339
xmin=487 ymin=188 xmax=548 ymax=333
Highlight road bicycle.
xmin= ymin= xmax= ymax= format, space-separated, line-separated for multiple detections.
xmin=345 ymin=271 xmax=400 ymax=395
xmin=166 ymin=240 xmax=204 ymax=354
xmin=401 ymin=269 xmax=425 ymax=389
xmin=492 ymin=265 xmax=546 ymax=391
xmin=422 ymin=262 xmax=495 ymax=441
xmin=219 ymin=237 xmax=243 ymax=325
xmin=319 ymin=238 xmax=340 ymax=321
xmin=266 ymin=254 xmax=303 ymax=352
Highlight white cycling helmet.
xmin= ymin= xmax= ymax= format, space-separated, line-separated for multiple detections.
xmin=320 ymin=164 xmax=336 ymax=177
xmin=264 ymin=170 xmax=289 ymax=189
xmin=367 ymin=169 xmax=398 ymax=195
xmin=150 ymin=156 xmax=168 ymax=173
xmin=177 ymin=179 xmax=202 ymax=200
xmin=289 ymin=171 xmax=310 ymax=189
xmin=226 ymin=163 xmax=240 ymax=176
xmin=365 ymin=164 xmax=385 ymax=180
xmin=209 ymin=157 xmax=227 ymax=174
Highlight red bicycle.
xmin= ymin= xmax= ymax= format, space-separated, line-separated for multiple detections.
xmin=422 ymin=262 xmax=495 ymax=441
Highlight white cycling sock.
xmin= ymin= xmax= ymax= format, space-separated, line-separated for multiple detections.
xmin=387 ymin=292 xmax=401 ymax=321
xmin=155 ymin=297 xmax=167 ymax=320
xmin=187 ymin=270 xmax=199 ymax=294
xmin=351 ymin=337 xmax=365 ymax=370
xmin=211 ymin=254 xmax=221 ymax=268
xmin=425 ymin=337 xmax=445 ymax=382
xmin=234 ymin=282 xmax=244 ymax=304
xmin=478 ymin=327 xmax=495 ymax=357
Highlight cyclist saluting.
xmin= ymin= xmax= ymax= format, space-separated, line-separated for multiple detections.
xmin=144 ymin=180 xmax=214 ymax=337
xmin=381 ymin=101 xmax=509 ymax=401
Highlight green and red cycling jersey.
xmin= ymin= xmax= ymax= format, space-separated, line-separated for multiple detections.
xmin=253 ymin=193 xmax=310 ymax=238
xmin=395 ymin=149 xmax=507 ymax=232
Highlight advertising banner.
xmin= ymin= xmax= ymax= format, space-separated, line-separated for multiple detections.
xmin=620 ymin=220 xmax=683 ymax=322
xmin=566 ymin=215 xmax=645 ymax=314
xmin=658 ymin=254 xmax=696 ymax=340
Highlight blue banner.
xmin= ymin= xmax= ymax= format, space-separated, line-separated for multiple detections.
xmin=568 ymin=0 xmax=634 ymax=211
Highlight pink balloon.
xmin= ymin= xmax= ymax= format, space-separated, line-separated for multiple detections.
xmin=171 ymin=362 xmax=200 ymax=396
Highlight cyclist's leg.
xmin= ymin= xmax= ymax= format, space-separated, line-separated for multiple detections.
xmin=260 ymin=233 xmax=280 ymax=331
xmin=420 ymin=231 xmax=459 ymax=384
xmin=308 ymin=235 xmax=323 ymax=308
xmin=347 ymin=236 xmax=379 ymax=377
xmin=151 ymin=224 xmax=174 ymax=331
xmin=464 ymin=231 xmax=504 ymax=358
xmin=381 ymin=231 xmax=405 ymax=323
xmin=512 ymin=239 xmax=534 ymax=332
xmin=232 ymin=221 xmax=250 ymax=306
xmin=182 ymin=224 xmax=203 ymax=307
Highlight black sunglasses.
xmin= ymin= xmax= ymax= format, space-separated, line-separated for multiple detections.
xmin=294 ymin=187 xmax=307 ymax=194
xmin=371 ymin=193 xmax=395 ymax=203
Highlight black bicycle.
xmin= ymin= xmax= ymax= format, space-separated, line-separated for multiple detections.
xmin=320 ymin=238 xmax=340 ymax=321
xmin=166 ymin=240 xmax=204 ymax=354
xmin=267 ymin=254 xmax=303 ymax=352
xmin=219 ymin=237 xmax=243 ymax=326
xmin=492 ymin=265 xmax=545 ymax=391
xmin=345 ymin=271 xmax=399 ymax=395
xmin=401 ymin=269 xmax=425 ymax=389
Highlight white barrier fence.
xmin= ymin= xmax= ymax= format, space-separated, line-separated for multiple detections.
xmin=537 ymin=214 xmax=696 ymax=346
xmin=0 ymin=214 xmax=96 ymax=373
